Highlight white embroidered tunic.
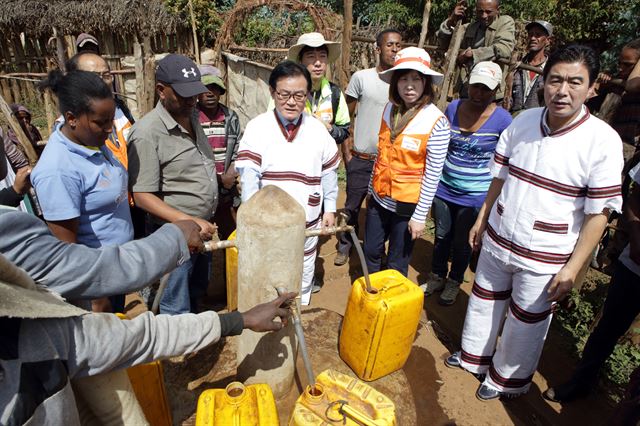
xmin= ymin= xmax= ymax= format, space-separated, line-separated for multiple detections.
xmin=236 ymin=111 xmax=340 ymax=227
xmin=484 ymin=106 xmax=623 ymax=274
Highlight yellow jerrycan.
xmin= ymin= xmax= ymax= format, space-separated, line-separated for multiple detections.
xmin=226 ymin=230 xmax=238 ymax=311
xmin=289 ymin=369 xmax=396 ymax=425
xmin=195 ymin=382 xmax=279 ymax=426
xmin=339 ymin=269 xmax=424 ymax=381
xmin=115 ymin=313 xmax=172 ymax=426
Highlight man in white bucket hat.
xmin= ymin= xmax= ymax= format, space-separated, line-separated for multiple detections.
xmin=283 ymin=32 xmax=350 ymax=146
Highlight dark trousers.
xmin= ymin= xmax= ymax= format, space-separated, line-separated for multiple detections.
xmin=338 ymin=156 xmax=375 ymax=254
xmin=431 ymin=196 xmax=479 ymax=283
xmin=363 ymin=197 xmax=415 ymax=276
xmin=570 ymin=262 xmax=640 ymax=386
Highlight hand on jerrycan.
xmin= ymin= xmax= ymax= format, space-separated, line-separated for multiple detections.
xmin=241 ymin=292 xmax=297 ymax=332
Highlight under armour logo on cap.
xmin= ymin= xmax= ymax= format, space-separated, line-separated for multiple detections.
xmin=182 ymin=67 xmax=197 ymax=78
xmin=156 ymin=54 xmax=208 ymax=98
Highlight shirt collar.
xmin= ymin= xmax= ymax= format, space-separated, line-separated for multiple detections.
xmin=541 ymin=105 xmax=589 ymax=137
xmin=155 ymin=101 xmax=197 ymax=135
xmin=53 ymin=127 xmax=104 ymax=159
xmin=312 ymin=77 xmax=332 ymax=98
xmin=274 ymin=109 xmax=302 ymax=127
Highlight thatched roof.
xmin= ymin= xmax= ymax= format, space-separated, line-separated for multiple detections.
xmin=0 ymin=0 xmax=189 ymax=36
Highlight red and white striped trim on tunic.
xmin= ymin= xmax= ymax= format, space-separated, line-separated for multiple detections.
xmin=484 ymin=106 xmax=623 ymax=274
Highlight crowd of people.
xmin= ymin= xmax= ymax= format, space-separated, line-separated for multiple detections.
xmin=1 ymin=0 xmax=640 ymax=422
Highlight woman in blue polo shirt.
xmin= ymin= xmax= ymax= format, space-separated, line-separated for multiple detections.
xmin=32 ymin=70 xmax=133 ymax=311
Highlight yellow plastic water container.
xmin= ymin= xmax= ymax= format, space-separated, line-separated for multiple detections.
xmin=195 ymin=382 xmax=279 ymax=426
xmin=226 ymin=230 xmax=238 ymax=311
xmin=339 ymin=270 xmax=424 ymax=381
xmin=289 ymin=369 xmax=396 ymax=425
xmin=115 ymin=313 xmax=172 ymax=426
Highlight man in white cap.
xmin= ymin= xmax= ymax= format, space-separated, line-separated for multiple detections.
xmin=128 ymin=54 xmax=218 ymax=315
xmin=285 ymin=32 xmax=350 ymax=145
xmin=445 ymin=45 xmax=623 ymax=401
xmin=76 ymin=33 xmax=100 ymax=54
xmin=508 ymin=20 xmax=553 ymax=113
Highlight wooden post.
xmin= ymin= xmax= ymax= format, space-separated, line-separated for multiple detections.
xmin=341 ymin=0 xmax=353 ymax=88
xmin=143 ymin=36 xmax=156 ymax=115
xmin=418 ymin=0 xmax=432 ymax=48
xmin=52 ymin=27 xmax=67 ymax=72
xmin=133 ymin=34 xmax=145 ymax=118
xmin=0 ymin=92 xmax=38 ymax=165
xmin=437 ymin=22 xmax=464 ymax=111
xmin=188 ymin=0 xmax=200 ymax=63
xmin=43 ymin=59 xmax=58 ymax=131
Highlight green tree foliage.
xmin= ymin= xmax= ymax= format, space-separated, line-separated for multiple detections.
xmin=164 ymin=0 xmax=224 ymax=46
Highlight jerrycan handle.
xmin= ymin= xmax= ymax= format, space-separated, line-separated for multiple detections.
xmin=340 ymin=212 xmax=374 ymax=294
xmin=337 ymin=402 xmax=386 ymax=426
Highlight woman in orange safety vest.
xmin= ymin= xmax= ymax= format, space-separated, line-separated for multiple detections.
xmin=363 ymin=47 xmax=451 ymax=276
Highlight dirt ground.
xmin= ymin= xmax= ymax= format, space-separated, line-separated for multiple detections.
xmin=153 ymin=190 xmax=615 ymax=426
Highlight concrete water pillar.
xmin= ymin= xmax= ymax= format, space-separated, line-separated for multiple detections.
xmin=236 ymin=186 xmax=306 ymax=399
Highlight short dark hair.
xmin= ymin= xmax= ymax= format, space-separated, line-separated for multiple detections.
xmin=624 ymin=38 xmax=640 ymax=53
xmin=66 ymin=51 xmax=105 ymax=72
xmin=38 ymin=69 xmax=112 ymax=116
xmin=269 ymin=61 xmax=312 ymax=92
xmin=543 ymin=44 xmax=600 ymax=86
xmin=298 ymin=45 xmax=329 ymax=61
xmin=376 ymin=28 xmax=402 ymax=47
xmin=388 ymin=68 xmax=435 ymax=107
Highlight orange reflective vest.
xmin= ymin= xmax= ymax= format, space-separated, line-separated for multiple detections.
xmin=372 ymin=102 xmax=444 ymax=203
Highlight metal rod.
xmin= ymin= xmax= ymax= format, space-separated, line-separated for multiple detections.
xmin=340 ymin=212 xmax=373 ymax=293
xmin=304 ymin=224 xmax=354 ymax=238
xmin=151 ymin=273 xmax=170 ymax=314
xmin=203 ymin=239 xmax=237 ymax=251
xmin=275 ymin=287 xmax=315 ymax=387
xmin=202 ymin=225 xmax=355 ymax=252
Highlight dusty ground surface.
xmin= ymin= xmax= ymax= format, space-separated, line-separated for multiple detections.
xmin=150 ymin=190 xmax=615 ymax=425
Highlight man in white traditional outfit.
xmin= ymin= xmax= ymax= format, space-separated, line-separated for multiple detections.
xmin=445 ymin=45 xmax=624 ymax=400
xmin=236 ymin=61 xmax=340 ymax=305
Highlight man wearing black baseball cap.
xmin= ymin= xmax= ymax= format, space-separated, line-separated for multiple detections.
xmin=128 ymin=54 xmax=219 ymax=315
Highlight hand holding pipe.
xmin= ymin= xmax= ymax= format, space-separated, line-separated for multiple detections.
xmin=275 ymin=286 xmax=316 ymax=387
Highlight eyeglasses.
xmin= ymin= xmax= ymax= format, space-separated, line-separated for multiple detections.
xmin=93 ymin=71 xmax=113 ymax=82
xmin=274 ymin=90 xmax=307 ymax=103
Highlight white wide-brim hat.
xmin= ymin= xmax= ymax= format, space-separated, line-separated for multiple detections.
xmin=288 ymin=32 xmax=341 ymax=64
xmin=379 ymin=47 xmax=443 ymax=84
xmin=0 ymin=254 xmax=87 ymax=319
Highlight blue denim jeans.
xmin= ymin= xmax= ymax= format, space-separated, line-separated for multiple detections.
xmin=159 ymin=251 xmax=212 ymax=315
xmin=431 ymin=196 xmax=479 ymax=283
xmin=363 ymin=198 xmax=415 ymax=276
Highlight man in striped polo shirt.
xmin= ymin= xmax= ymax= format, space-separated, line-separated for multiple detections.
xmin=446 ymin=45 xmax=624 ymax=400
xmin=197 ymin=65 xmax=242 ymax=240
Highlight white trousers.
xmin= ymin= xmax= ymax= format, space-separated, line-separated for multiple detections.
xmin=300 ymin=231 xmax=319 ymax=306
xmin=459 ymin=249 xmax=556 ymax=394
